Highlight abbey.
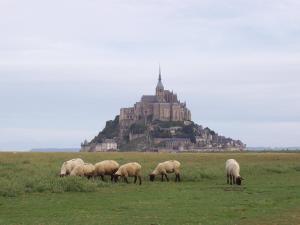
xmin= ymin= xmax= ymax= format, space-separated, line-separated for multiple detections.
xmin=81 ymin=67 xmax=246 ymax=152
xmin=119 ymin=68 xmax=191 ymax=128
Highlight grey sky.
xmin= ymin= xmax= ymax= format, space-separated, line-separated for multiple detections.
xmin=1 ymin=0 xmax=300 ymax=150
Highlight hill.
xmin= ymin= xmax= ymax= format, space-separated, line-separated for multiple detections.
xmin=80 ymin=73 xmax=245 ymax=152
xmin=81 ymin=116 xmax=245 ymax=151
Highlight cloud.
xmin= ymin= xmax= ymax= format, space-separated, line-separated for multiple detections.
xmin=0 ymin=0 xmax=300 ymax=149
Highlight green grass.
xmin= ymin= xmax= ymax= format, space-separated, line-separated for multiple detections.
xmin=0 ymin=152 xmax=300 ymax=225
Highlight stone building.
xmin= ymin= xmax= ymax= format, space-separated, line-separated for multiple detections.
xmin=81 ymin=139 xmax=117 ymax=152
xmin=154 ymin=138 xmax=192 ymax=151
xmin=95 ymin=139 xmax=118 ymax=151
xmin=119 ymin=67 xmax=191 ymax=129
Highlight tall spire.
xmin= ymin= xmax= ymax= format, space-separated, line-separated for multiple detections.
xmin=156 ymin=64 xmax=164 ymax=93
xmin=158 ymin=64 xmax=162 ymax=82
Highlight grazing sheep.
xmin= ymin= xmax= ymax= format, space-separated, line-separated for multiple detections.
xmin=94 ymin=160 xmax=119 ymax=181
xmin=114 ymin=162 xmax=142 ymax=185
xmin=149 ymin=160 xmax=181 ymax=182
xmin=225 ymin=159 xmax=244 ymax=185
xmin=70 ymin=163 xmax=96 ymax=179
xmin=60 ymin=158 xmax=84 ymax=177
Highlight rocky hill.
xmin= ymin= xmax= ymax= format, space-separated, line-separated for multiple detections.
xmin=81 ymin=73 xmax=246 ymax=152
xmin=81 ymin=116 xmax=245 ymax=152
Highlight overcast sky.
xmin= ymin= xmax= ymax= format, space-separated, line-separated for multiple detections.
xmin=1 ymin=0 xmax=300 ymax=150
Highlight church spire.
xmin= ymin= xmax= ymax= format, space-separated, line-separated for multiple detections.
xmin=156 ymin=64 xmax=164 ymax=90
xmin=158 ymin=64 xmax=162 ymax=82
xmin=156 ymin=64 xmax=164 ymax=98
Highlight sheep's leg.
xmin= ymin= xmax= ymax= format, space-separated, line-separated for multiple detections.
xmin=177 ymin=174 xmax=181 ymax=182
xmin=110 ymin=175 xmax=114 ymax=182
xmin=227 ymin=174 xmax=229 ymax=184
xmin=138 ymin=176 xmax=142 ymax=185
xmin=161 ymin=174 xmax=164 ymax=182
xmin=134 ymin=176 xmax=137 ymax=183
xmin=233 ymin=176 xmax=236 ymax=185
xmin=164 ymin=174 xmax=169 ymax=182
xmin=100 ymin=175 xmax=104 ymax=181
xmin=113 ymin=175 xmax=118 ymax=183
xmin=229 ymin=175 xmax=233 ymax=185
xmin=124 ymin=177 xmax=129 ymax=184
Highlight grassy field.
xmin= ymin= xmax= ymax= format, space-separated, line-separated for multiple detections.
xmin=0 ymin=152 xmax=300 ymax=225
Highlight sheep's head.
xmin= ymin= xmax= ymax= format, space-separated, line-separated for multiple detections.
xmin=149 ymin=174 xmax=155 ymax=182
xmin=114 ymin=174 xmax=120 ymax=183
xmin=59 ymin=173 xmax=66 ymax=177
xmin=236 ymin=176 xmax=244 ymax=185
xmin=60 ymin=163 xmax=67 ymax=175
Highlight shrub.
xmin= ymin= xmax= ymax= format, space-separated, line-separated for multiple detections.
xmin=265 ymin=167 xmax=288 ymax=174
xmin=0 ymin=178 xmax=23 ymax=197
xmin=22 ymin=160 xmax=31 ymax=164
xmin=130 ymin=123 xmax=147 ymax=134
xmin=294 ymin=166 xmax=300 ymax=172
xmin=60 ymin=177 xmax=97 ymax=192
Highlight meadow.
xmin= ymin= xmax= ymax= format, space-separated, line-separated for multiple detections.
xmin=0 ymin=152 xmax=299 ymax=225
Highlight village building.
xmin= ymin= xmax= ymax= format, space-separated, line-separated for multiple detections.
xmin=81 ymin=139 xmax=117 ymax=152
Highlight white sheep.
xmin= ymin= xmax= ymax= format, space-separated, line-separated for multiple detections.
xmin=149 ymin=160 xmax=181 ymax=182
xmin=70 ymin=163 xmax=96 ymax=179
xmin=94 ymin=160 xmax=119 ymax=181
xmin=225 ymin=159 xmax=244 ymax=185
xmin=60 ymin=158 xmax=84 ymax=177
xmin=114 ymin=162 xmax=142 ymax=185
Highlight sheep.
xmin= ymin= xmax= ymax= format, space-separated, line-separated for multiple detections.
xmin=225 ymin=159 xmax=244 ymax=185
xmin=94 ymin=160 xmax=119 ymax=181
xmin=60 ymin=158 xmax=84 ymax=177
xmin=70 ymin=163 xmax=96 ymax=179
xmin=149 ymin=160 xmax=181 ymax=182
xmin=114 ymin=162 xmax=142 ymax=185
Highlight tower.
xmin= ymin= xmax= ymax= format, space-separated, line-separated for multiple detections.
xmin=155 ymin=65 xmax=164 ymax=102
